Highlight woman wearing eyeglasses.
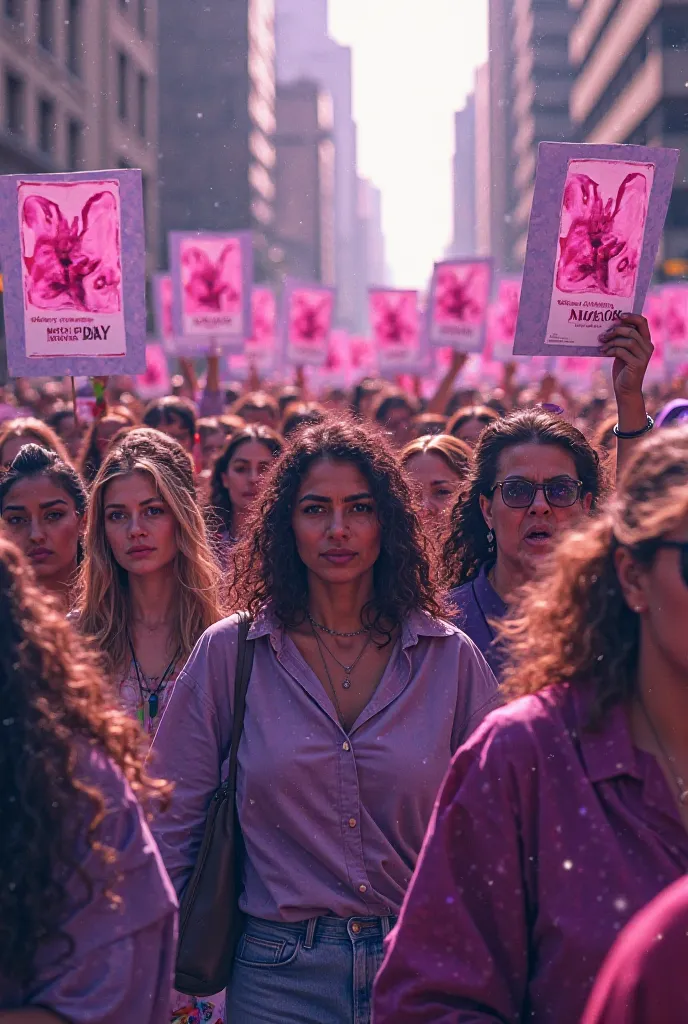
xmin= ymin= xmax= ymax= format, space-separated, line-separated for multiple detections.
xmin=443 ymin=316 xmax=653 ymax=679
xmin=443 ymin=408 xmax=604 ymax=677
xmin=375 ymin=425 xmax=688 ymax=1024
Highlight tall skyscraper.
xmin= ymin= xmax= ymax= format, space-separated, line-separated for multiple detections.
xmin=487 ymin=0 xmax=572 ymax=271
xmin=274 ymin=78 xmax=335 ymax=283
xmin=450 ymin=96 xmax=477 ymax=257
xmin=570 ymin=0 xmax=688 ymax=269
xmin=158 ymin=0 xmax=276 ymax=278
xmin=0 ymin=0 xmax=159 ymax=264
xmin=275 ymin=0 xmax=363 ymax=330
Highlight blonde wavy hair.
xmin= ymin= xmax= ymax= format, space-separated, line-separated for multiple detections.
xmin=500 ymin=426 xmax=688 ymax=725
xmin=77 ymin=428 xmax=223 ymax=675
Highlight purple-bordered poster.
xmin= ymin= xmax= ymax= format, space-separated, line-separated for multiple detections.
xmin=169 ymin=230 xmax=253 ymax=350
xmin=514 ymin=142 xmax=679 ymax=357
xmin=369 ymin=288 xmax=422 ymax=372
xmin=0 ymin=169 xmax=146 ymax=376
xmin=426 ymin=258 xmax=492 ymax=352
xmin=488 ymin=277 xmax=521 ymax=361
xmin=280 ymin=280 xmax=335 ymax=367
xmin=227 ymin=287 xmax=279 ymax=379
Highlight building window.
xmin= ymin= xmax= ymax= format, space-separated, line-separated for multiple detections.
xmin=6 ymin=72 xmax=24 ymax=135
xmin=5 ymin=0 xmax=21 ymax=21
xmin=38 ymin=97 xmax=54 ymax=154
xmin=137 ymin=72 xmax=147 ymax=137
xmin=68 ymin=118 xmax=82 ymax=167
xmin=66 ymin=0 xmax=80 ymax=75
xmin=38 ymin=0 xmax=53 ymax=51
xmin=117 ymin=51 xmax=128 ymax=120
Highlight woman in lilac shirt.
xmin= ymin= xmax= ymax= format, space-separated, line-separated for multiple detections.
xmin=150 ymin=418 xmax=499 ymax=1024
xmin=0 ymin=534 xmax=177 ymax=1022
xmin=375 ymin=425 xmax=688 ymax=1023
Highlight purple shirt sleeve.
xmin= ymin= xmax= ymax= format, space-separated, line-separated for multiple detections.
xmin=23 ymin=749 xmax=178 ymax=1024
xmin=373 ymin=714 xmax=534 ymax=1023
xmin=582 ymin=877 xmax=688 ymax=1024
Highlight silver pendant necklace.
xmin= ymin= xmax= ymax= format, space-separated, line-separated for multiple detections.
xmin=309 ymin=618 xmax=371 ymax=690
xmin=309 ymin=615 xmax=368 ymax=638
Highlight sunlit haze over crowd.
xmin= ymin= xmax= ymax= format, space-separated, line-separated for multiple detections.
xmin=329 ymin=0 xmax=488 ymax=288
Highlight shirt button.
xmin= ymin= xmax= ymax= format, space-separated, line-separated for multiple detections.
xmin=359 ymin=884 xmax=367 ymax=893
xmin=351 ymin=922 xmax=361 ymax=934
xmin=348 ymin=818 xmax=357 ymax=828
xmin=342 ymin=741 xmax=350 ymax=751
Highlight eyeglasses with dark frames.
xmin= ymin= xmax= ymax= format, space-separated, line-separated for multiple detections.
xmin=492 ymin=476 xmax=583 ymax=509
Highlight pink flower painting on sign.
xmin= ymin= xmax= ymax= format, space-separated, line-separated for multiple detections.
xmin=370 ymin=291 xmax=419 ymax=351
xmin=349 ymin=335 xmax=377 ymax=376
xmin=19 ymin=180 xmax=123 ymax=314
xmin=180 ymin=237 xmax=241 ymax=315
xmin=160 ymin=276 xmax=174 ymax=339
xmin=556 ymin=160 xmax=654 ymax=298
xmin=250 ymin=288 xmax=276 ymax=346
xmin=489 ymin=278 xmax=521 ymax=360
xmin=136 ymin=344 xmax=171 ymax=399
xmin=433 ymin=263 xmax=490 ymax=327
xmin=288 ymin=289 xmax=333 ymax=348
xmin=662 ymin=286 xmax=688 ymax=363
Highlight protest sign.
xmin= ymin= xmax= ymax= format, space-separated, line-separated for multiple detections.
xmin=427 ymin=259 xmax=491 ymax=352
xmin=662 ymin=285 xmax=688 ymax=366
xmin=0 ymin=169 xmax=146 ymax=376
xmin=514 ymin=142 xmax=679 ymax=357
xmin=488 ymin=278 xmax=521 ymax=361
xmin=369 ymin=289 xmax=423 ymax=372
xmin=281 ymin=280 xmax=335 ymax=367
xmin=169 ymin=230 xmax=252 ymax=351
xmin=227 ymin=287 xmax=278 ymax=379
xmin=136 ymin=343 xmax=171 ymax=399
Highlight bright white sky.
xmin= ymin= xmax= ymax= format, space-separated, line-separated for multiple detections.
xmin=329 ymin=0 xmax=488 ymax=289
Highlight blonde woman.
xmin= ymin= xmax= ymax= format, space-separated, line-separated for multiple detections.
xmin=78 ymin=428 xmax=223 ymax=738
xmin=77 ymin=428 xmax=227 ymax=1024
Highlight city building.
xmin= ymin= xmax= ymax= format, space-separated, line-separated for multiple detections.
xmin=487 ymin=0 xmax=573 ymax=271
xmin=357 ymin=176 xmax=385 ymax=285
xmin=450 ymin=94 xmax=477 ymax=257
xmin=274 ymin=78 xmax=335 ymax=283
xmin=570 ymin=0 xmax=688 ymax=271
xmin=158 ymin=0 xmax=276 ymax=279
xmin=275 ymin=0 xmax=364 ymax=331
xmin=0 ymin=0 xmax=159 ymax=263
xmin=474 ymin=63 xmax=492 ymax=258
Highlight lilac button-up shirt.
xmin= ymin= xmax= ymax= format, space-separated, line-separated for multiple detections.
xmin=1 ymin=747 xmax=177 ymax=1021
xmin=449 ymin=564 xmax=507 ymax=679
xmin=150 ymin=606 xmax=499 ymax=922
xmin=374 ymin=681 xmax=688 ymax=1024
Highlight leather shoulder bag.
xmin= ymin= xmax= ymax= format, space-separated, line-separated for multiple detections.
xmin=174 ymin=611 xmax=254 ymax=996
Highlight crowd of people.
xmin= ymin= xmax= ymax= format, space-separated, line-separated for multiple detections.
xmin=2 ymin=311 xmax=688 ymax=1023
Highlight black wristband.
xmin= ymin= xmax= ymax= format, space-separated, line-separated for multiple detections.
xmin=613 ymin=415 xmax=654 ymax=440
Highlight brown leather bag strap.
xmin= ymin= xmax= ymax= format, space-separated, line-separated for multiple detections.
xmin=227 ymin=611 xmax=254 ymax=796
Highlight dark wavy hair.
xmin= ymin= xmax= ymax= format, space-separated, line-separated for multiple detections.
xmin=228 ymin=417 xmax=445 ymax=637
xmin=500 ymin=426 xmax=688 ymax=724
xmin=443 ymin=408 xmax=605 ymax=588
xmin=0 ymin=444 xmax=88 ymax=562
xmin=209 ymin=425 xmax=284 ymax=534
xmin=0 ymin=534 xmax=169 ymax=987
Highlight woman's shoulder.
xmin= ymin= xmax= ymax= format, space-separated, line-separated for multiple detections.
xmin=460 ymin=684 xmax=576 ymax=765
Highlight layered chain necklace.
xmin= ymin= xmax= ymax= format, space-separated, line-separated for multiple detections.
xmin=127 ymin=633 xmax=180 ymax=726
xmin=308 ymin=616 xmax=372 ymax=691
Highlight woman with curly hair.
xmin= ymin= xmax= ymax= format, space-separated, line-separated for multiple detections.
xmin=0 ymin=534 xmax=176 ymax=1020
xmin=444 ymin=408 xmax=605 ymax=676
xmin=375 ymin=425 xmax=688 ymax=1024
xmin=151 ymin=417 xmax=498 ymax=1024
xmin=0 ymin=445 xmax=87 ymax=612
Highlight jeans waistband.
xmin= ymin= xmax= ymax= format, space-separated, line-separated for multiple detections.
xmin=244 ymin=913 xmax=397 ymax=949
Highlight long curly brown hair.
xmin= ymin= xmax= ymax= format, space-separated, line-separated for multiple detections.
xmin=499 ymin=426 xmax=688 ymax=723
xmin=443 ymin=408 xmax=605 ymax=588
xmin=228 ymin=417 xmax=446 ymax=637
xmin=0 ymin=534 xmax=169 ymax=986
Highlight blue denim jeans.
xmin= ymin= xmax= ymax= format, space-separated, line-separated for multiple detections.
xmin=228 ymin=914 xmax=396 ymax=1023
